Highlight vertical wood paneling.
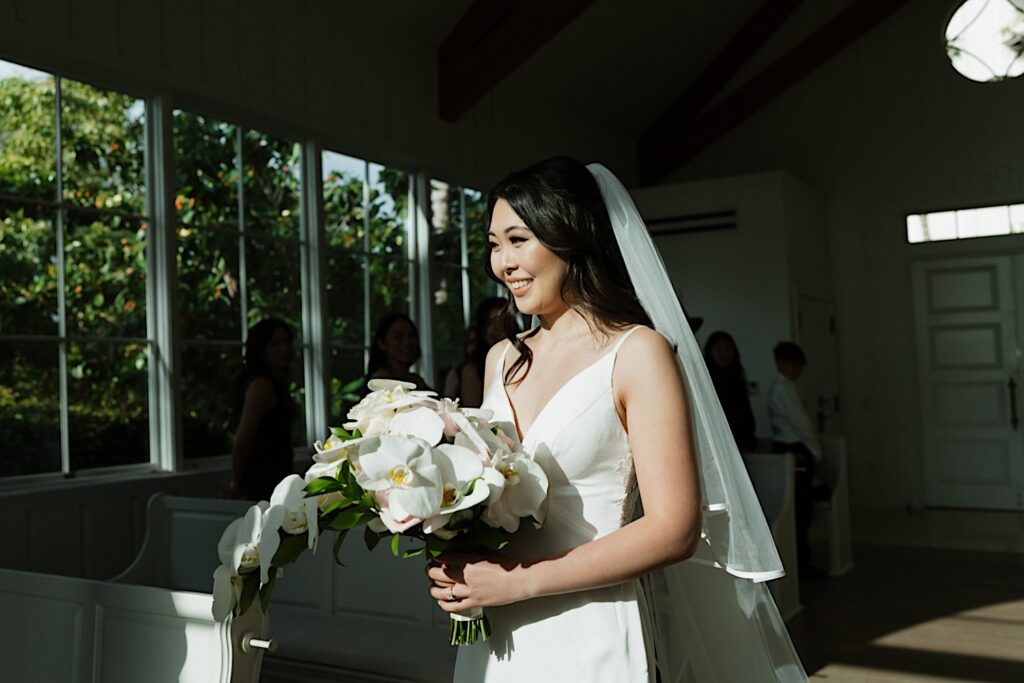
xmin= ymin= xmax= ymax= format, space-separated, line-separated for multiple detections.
xmin=268 ymin=0 xmax=304 ymax=120
xmin=117 ymin=0 xmax=162 ymax=78
xmin=203 ymin=0 xmax=241 ymax=95
xmin=68 ymin=0 xmax=118 ymax=55
xmin=238 ymin=0 xmax=274 ymax=101
xmin=303 ymin=0 xmax=333 ymax=135
xmin=162 ymin=0 xmax=205 ymax=91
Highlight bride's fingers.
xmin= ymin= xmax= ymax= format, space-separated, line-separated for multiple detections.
xmin=429 ymin=583 xmax=470 ymax=609
xmin=426 ymin=564 xmax=463 ymax=584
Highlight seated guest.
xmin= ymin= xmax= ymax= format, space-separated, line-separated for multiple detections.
xmin=768 ymin=341 xmax=827 ymax=579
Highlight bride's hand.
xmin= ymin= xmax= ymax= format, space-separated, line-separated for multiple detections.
xmin=425 ymin=555 xmax=530 ymax=612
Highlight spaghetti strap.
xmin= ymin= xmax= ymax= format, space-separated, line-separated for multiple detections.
xmin=611 ymin=325 xmax=642 ymax=354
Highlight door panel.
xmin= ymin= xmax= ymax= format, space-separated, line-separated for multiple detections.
xmin=913 ymin=256 xmax=1024 ymax=510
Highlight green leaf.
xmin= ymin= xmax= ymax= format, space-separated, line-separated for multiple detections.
xmin=363 ymin=524 xmax=382 ymax=552
xmin=258 ymin=569 xmax=277 ymax=614
xmin=319 ymin=497 xmax=349 ymax=515
xmin=237 ymin=573 xmax=260 ymax=617
xmin=328 ymin=506 xmax=368 ymax=531
xmin=390 ymin=533 xmax=400 ymax=557
xmin=330 ymin=425 xmax=361 ymax=441
xmin=401 ymin=546 xmax=425 ymax=559
xmin=332 ymin=528 xmax=350 ymax=566
xmin=305 ymin=476 xmax=344 ymax=495
xmin=271 ymin=533 xmax=308 ymax=567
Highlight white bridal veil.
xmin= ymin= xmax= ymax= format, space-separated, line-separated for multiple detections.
xmin=588 ymin=163 xmax=807 ymax=682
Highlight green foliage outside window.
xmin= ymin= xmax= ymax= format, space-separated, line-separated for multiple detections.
xmin=0 ymin=73 xmax=149 ymax=476
xmin=0 ymin=62 xmax=495 ymax=477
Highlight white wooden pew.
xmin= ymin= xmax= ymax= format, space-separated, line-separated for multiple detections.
xmin=815 ymin=437 xmax=855 ymax=577
xmin=0 ymin=565 xmax=267 ymax=683
xmin=120 ymin=494 xmax=456 ymax=683
xmin=742 ymin=452 xmax=802 ymax=622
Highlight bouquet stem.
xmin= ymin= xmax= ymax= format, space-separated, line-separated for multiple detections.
xmin=449 ymin=607 xmax=490 ymax=645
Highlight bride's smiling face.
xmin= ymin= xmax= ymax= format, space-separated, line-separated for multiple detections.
xmin=488 ymin=198 xmax=568 ymax=317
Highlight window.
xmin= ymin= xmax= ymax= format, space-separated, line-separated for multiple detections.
xmin=322 ymin=151 xmax=413 ymax=419
xmin=0 ymin=57 xmax=498 ymax=480
xmin=907 ymin=203 xmax=1024 ymax=243
xmin=0 ymin=59 xmax=150 ymax=476
xmin=174 ymin=111 xmax=307 ymax=458
xmin=429 ymin=180 xmax=499 ymax=390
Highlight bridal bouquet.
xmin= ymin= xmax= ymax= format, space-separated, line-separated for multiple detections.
xmin=211 ymin=379 xmax=549 ymax=645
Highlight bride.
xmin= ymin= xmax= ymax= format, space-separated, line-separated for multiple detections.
xmin=426 ymin=157 xmax=806 ymax=682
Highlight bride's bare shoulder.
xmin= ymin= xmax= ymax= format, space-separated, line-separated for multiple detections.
xmin=615 ymin=325 xmax=678 ymax=374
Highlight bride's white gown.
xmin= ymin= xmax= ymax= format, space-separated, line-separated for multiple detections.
xmin=455 ymin=328 xmax=651 ymax=682
xmin=454 ymin=328 xmax=806 ymax=683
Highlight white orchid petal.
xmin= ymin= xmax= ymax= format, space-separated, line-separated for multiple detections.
xmin=435 ymin=443 xmax=484 ymax=484
xmin=389 ymin=406 xmax=445 ymax=444
xmin=422 ymin=512 xmax=452 ymax=535
xmin=390 ymin=477 xmax=442 ymax=520
xmin=212 ymin=565 xmax=237 ymax=621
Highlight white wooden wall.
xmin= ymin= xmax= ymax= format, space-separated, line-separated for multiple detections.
xmin=0 ymin=0 xmax=637 ymax=188
xmin=0 ymin=468 xmax=227 ymax=580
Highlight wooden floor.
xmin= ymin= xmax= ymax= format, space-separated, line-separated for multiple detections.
xmin=789 ymin=541 xmax=1024 ymax=682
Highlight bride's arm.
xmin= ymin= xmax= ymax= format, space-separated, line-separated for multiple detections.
xmin=428 ymin=327 xmax=702 ymax=609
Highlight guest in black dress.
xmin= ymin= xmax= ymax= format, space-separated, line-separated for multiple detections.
xmin=231 ymin=318 xmax=298 ymax=501
xmin=703 ymin=330 xmax=757 ymax=453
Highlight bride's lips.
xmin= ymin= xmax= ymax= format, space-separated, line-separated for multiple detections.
xmin=507 ymin=278 xmax=533 ymax=297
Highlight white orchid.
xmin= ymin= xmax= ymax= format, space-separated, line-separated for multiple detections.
xmin=422 ymin=444 xmax=490 ymax=535
xmin=481 ymin=449 xmax=549 ymax=533
xmin=388 ymin=405 xmax=446 ymax=445
xmin=269 ymin=474 xmax=319 ymax=550
xmin=344 ymin=379 xmax=437 ymax=436
xmin=211 ymin=502 xmax=284 ymax=621
xmin=357 ymin=435 xmax=443 ymax=532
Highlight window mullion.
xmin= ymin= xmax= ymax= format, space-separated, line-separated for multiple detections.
xmin=236 ymin=128 xmax=249 ymax=336
xmin=145 ymin=95 xmax=183 ymax=471
xmin=413 ymin=172 xmax=435 ymax=386
xmin=299 ymin=140 xmax=328 ymax=441
xmin=54 ymin=74 xmax=71 ymax=476
xmin=362 ymin=161 xmax=372 ymax=371
xmin=459 ymin=188 xmax=471 ymax=329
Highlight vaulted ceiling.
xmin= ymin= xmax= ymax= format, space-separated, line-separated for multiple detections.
xmin=433 ymin=0 xmax=915 ymax=184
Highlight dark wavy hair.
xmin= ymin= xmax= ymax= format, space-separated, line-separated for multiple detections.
xmin=486 ymin=156 xmax=652 ymax=385
xmin=366 ymin=312 xmax=422 ymax=377
xmin=703 ymin=331 xmax=748 ymax=382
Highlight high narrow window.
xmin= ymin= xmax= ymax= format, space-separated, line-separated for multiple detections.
xmin=907 ymin=203 xmax=1024 ymax=243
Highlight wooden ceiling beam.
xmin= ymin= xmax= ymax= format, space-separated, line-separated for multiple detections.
xmin=438 ymin=0 xmax=595 ymax=122
xmin=640 ymin=0 xmax=804 ymax=166
xmin=639 ymin=0 xmax=912 ymax=185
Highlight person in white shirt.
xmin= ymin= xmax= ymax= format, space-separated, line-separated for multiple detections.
xmin=768 ymin=341 xmax=827 ymax=579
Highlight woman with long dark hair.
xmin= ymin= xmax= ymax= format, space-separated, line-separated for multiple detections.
xmin=425 ymin=157 xmax=804 ymax=681
xmin=231 ymin=317 xmax=297 ymax=501
xmin=364 ymin=312 xmax=430 ymax=392
xmin=704 ymin=330 xmax=757 ymax=452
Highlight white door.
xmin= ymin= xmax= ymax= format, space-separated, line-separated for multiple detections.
xmin=795 ymin=292 xmax=841 ymax=438
xmin=912 ymin=256 xmax=1024 ymax=510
